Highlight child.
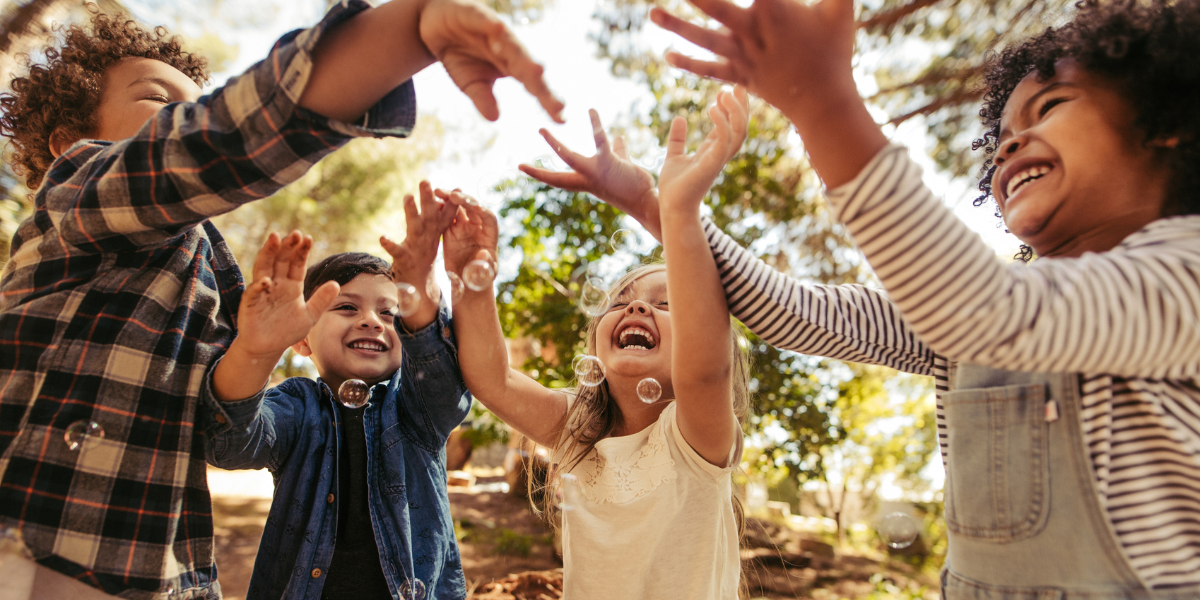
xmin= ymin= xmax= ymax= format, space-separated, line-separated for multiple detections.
xmin=204 ymin=182 xmax=470 ymax=600
xmin=442 ymin=88 xmax=752 ymax=600
xmin=0 ymin=1 xmax=561 ymax=598
xmin=528 ymin=0 xmax=1200 ymax=595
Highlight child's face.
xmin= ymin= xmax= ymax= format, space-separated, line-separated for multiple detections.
xmin=295 ymin=273 xmax=404 ymax=395
xmin=991 ymin=60 xmax=1174 ymax=257
xmin=92 ymin=57 xmax=203 ymax=142
xmin=594 ymin=271 xmax=673 ymax=391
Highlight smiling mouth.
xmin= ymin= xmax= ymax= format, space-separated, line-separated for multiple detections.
xmin=1006 ymin=165 xmax=1052 ymax=199
xmin=348 ymin=340 xmax=387 ymax=352
xmin=617 ymin=326 xmax=657 ymax=350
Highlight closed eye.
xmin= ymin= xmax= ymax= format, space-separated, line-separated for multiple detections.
xmin=1038 ymin=96 xmax=1066 ymax=117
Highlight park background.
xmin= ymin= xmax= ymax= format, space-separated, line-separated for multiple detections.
xmin=0 ymin=0 xmax=1075 ymax=597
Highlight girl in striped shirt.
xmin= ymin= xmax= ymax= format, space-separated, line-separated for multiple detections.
xmin=523 ymin=0 xmax=1200 ymax=596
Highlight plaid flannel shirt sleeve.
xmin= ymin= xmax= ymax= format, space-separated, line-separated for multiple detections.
xmin=27 ymin=0 xmax=417 ymax=256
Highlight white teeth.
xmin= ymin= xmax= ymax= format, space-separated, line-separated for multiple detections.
xmin=350 ymin=340 xmax=386 ymax=351
xmin=1006 ymin=165 xmax=1051 ymax=198
xmin=618 ymin=327 xmax=656 ymax=349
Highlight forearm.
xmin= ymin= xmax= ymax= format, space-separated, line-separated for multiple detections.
xmin=662 ymin=206 xmax=733 ymax=385
xmin=300 ymin=0 xmax=434 ymax=122
xmin=777 ymin=80 xmax=889 ymax=190
xmin=397 ymin=269 xmax=440 ymax=331
xmin=211 ymin=340 xmax=282 ymax=402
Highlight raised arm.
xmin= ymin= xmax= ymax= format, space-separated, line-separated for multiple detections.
xmin=440 ymin=192 xmax=568 ymax=448
xmin=658 ymin=89 xmax=746 ymax=467
xmin=380 ymin=181 xmax=458 ymax=332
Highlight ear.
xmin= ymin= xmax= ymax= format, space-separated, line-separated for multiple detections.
xmin=292 ymin=338 xmax=314 ymax=358
xmin=48 ymin=127 xmax=80 ymax=159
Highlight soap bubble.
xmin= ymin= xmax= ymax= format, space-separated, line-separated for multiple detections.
xmin=446 ymin=272 xmax=465 ymax=302
xmin=636 ymin=149 xmax=667 ymax=172
xmin=462 ymin=260 xmax=496 ymax=292
xmin=879 ymin=512 xmax=920 ymax=549
xmin=425 ymin=278 xmax=440 ymax=304
xmin=395 ymin=282 xmax=421 ymax=317
xmin=578 ymin=278 xmax=609 ymax=317
xmin=337 ymin=379 xmax=370 ymax=409
xmin=573 ymin=356 xmax=605 ymax=387
xmin=399 ymin=578 xmax=427 ymax=600
xmin=609 ymin=229 xmax=635 ymax=253
xmin=64 ymin=420 xmax=104 ymax=451
xmin=556 ymin=473 xmax=581 ymax=511
xmin=637 ymin=378 xmax=662 ymax=404
xmin=570 ymin=355 xmax=587 ymax=373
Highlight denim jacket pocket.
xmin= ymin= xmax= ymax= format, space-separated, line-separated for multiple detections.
xmin=944 ymin=383 xmax=1050 ymax=541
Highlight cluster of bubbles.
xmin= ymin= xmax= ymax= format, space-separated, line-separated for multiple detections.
xmin=337 ymin=379 xmax=371 ymax=409
xmin=64 ymin=420 xmax=105 ymax=451
xmin=399 ymin=578 xmax=427 ymax=600
xmin=878 ymin=512 xmax=920 ymax=549
xmin=555 ymin=473 xmax=582 ymax=512
xmin=572 ymin=355 xmax=605 ymax=387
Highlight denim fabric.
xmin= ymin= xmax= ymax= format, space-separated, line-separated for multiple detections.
xmin=941 ymin=363 xmax=1200 ymax=599
xmin=205 ymin=304 xmax=470 ymax=600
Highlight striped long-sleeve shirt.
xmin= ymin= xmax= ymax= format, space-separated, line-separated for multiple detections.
xmin=0 ymin=1 xmax=416 ymax=596
xmin=704 ymin=145 xmax=1200 ymax=588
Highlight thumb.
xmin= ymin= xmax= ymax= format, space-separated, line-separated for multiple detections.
xmin=305 ymin=281 xmax=340 ymax=322
xmin=243 ymin=276 xmax=274 ymax=307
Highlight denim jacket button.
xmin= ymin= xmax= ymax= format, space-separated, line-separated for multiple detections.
xmin=215 ymin=413 xmax=227 ymax=425
xmin=311 ymin=568 xmax=322 ymax=578
xmin=327 ymin=493 xmax=335 ymax=504
xmin=442 ymin=326 xmax=452 ymax=339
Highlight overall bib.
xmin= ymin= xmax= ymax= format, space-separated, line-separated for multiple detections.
xmin=942 ymin=363 xmax=1200 ymax=600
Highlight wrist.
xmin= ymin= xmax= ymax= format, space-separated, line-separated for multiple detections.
xmin=636 ymin=189 xmax=664 ymax=243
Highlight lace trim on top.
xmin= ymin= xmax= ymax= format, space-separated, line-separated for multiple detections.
xmin=574 ymin=418 xmax=677 ymax=505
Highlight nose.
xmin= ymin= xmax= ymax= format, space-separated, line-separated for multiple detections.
xmin=625 ymin=300 xmax=650 ymax=315
xmin=994 ymin=137 xmax=1023 ymax=165
xmin=358 ymin=312 xmax=385 ymax=331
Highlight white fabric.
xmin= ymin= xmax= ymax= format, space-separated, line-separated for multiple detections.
xmin=561 ymin=403 xmax=741 ymax=600
xmin=0 ymin=554 xmax=119 ymax=600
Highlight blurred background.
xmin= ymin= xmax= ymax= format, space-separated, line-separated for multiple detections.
xmin=0 ymin=0 xmax=1077 ymax=597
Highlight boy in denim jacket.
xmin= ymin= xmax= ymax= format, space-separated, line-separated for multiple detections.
xmin=0 ymin=1 xmax=561 ymax=597
xmin=206 ymin=182 xmax=469 ymax=600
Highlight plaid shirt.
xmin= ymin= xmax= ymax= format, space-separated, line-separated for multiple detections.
xmin=0 ymin=1 xmax=416 ymax=597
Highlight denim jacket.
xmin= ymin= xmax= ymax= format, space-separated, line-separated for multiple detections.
xmin=204 ymin=304 xmax=471 ymax=600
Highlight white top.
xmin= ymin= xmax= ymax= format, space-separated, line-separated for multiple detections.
xmin=703 ymin=145 xmax=1200 ymax=588
xmin=561 ymin=402 xmax=741 ymax=600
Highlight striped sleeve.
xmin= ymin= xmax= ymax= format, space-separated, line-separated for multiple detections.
xmin=826 ymin=146 xmax=1200 ymax=380
xmin=703 ymin=219 xmax=935 ymax=376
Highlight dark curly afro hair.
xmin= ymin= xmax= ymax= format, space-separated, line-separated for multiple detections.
xmin=0 ymin=12 xmax=209 ymax=189
xmin=973 ymin=0 xmax=1200 ymax=260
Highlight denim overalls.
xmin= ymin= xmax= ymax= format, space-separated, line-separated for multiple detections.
xmin=941 ymin=363 xmax=1200 ymax=599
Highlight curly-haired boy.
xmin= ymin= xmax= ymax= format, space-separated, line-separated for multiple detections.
xmin=0 ymin=1 xmax=563 ymax=599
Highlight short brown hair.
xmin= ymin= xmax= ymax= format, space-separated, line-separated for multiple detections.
xmin=0 ymin=12 xmax=209 ymax=189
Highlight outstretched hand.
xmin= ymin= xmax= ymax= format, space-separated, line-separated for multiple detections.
xmin=519 ymin=110 xmax=660 ymax=239
xmin=440 ymin=190 xmax=500 ymax=278
xmin=236 ymin=231 xmax=339 ymax=360
xmin=658 ymin=87 xmax=749 ymax=214
xmin=421 ymin=0 xmax=565 ymax=123
xmin=380 ymin=181 xmax=457 ymax=290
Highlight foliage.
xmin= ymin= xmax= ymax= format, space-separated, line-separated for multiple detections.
xmin=461 ymin=402 xmax=512 ymax=448
xmin=0 ymin=160 xmax=30 ymax=271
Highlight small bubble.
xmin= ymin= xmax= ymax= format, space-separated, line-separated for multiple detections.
xmin=446 ymin=272 xmax=465 ymax=302
xmin=337 ymin=379 xmax=370 ymax=409
xmin=396 ymin=282 xmax=421 ymax=317
xmin=425 ymin=278 xmax=439 ymax=304
xmin=462 ymin=260 xmax=496 ymax=292
xmin=637 ymin=378 xmax=662 ymax=404
xmin=574 ymin=355 xmax=605 ymax=387
xmin=609 ymin=229 xmax=635 ymax=253
xmin=556 ymin=472 xmax=581 ymax=511
xmin=64 ymin=420 xmax=104 ymax=451
xmin=879 ymin=512 xmax=920 ymax=549
xmin=577 ymin=278 xmax=609 ymax=317
xmin=399 ymin=578 xmax=427 ymax=600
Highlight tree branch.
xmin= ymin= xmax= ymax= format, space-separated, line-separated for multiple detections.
xmin=858 ymin=0 xmax=950 ymax=32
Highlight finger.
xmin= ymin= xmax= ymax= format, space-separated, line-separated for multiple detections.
xmin=288 ymin=235 xmax=313 ymax=282
xmin=666 ymin=116 xmax=689 ymax=157
xmin=589 ymin=109 xmax=610 ymax=152
xmin=306 ymin=280 xmax=341 ymax=322
xmin=252 ymin=232 xmax=281 ymax=284
xmin=274 ymin=231 xmax=303 ymax=282
xmin=483 ymin=25 xmax=566 ymax=123
xmin=243 ymin=275 xmax=273 ymax=307
xmin=648 ymin=8 xmax=743 ymax=59
xmin=419 ymin=180 xmax=438 ymax=216
xmin=403 ymin=193 xmax=420 ymax=235
xmin=613 ymin=135 xmax=631 ymax=161
xmin=665 ymin=0 xmax=750 ymax=31
xmin=664 ymin=51 xmax=741 ymax=84
xmin=517 ymin=164 xmax=590 ymax=192
xmin=379 ymin=235 xmax=402 ymax=259
xmin=538 ymin=128 xmax=592 ymax=171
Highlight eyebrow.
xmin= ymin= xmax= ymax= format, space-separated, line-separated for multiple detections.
xmin=999 ymin=81 xmax=1076 ymax=141
xmin=126 ymin=76 xmax=175 ymax=89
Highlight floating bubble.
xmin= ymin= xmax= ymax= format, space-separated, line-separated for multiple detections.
xmin=425 ymin=278 xmax=440 ymax=304
xmin=399 ymin=578 xmax=427 ymax=600
xmin=636 ymin=149 xmax=667 ymax=172
xmin=577 ymin=278 xmax=609 ymax=317
xmin=462 ymin=260 xmax=496 ymax=292
xmin=446 ymin=272 xmax=465 ymax=302
xmin=879 ymin=512 xmax=920 ymax=549
xmin=637 ymin=378 xmax=662 ymax=404
xmin=64 ymin=420 xmax=104 ymax=451
xmin=395 ymin=282 xmax=421 ymax=317
xmin=610 ymin=229 xmax=635 ymax=253
xmin=574 ymin=355 xmax=605 ymax=387
xmin=570 ymin=355 xmax=587 ymax=373
xmin=556 ymin=473 xmax=581 ymax=511
xmin=337 ymin=379 xmax=370 ymax=409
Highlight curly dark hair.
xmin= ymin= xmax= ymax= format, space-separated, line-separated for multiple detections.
xmin=0 ymin=12 xmax=209 ymax=189
xmin=973 ymin=0 xmax=1200 ymax=261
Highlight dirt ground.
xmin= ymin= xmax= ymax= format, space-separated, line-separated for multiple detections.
xmin=212 ymin=473 xmax=936 ymax=599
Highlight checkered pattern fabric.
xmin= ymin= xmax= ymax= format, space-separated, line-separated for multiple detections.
xmin=0 ymin=1 xmax=416 ymax=597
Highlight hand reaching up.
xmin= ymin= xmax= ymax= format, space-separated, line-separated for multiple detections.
xmin=380 ymin=181 xmax=458 ymax=328
xmin=658 ymin=87 xmax=750 ymax=215
xmin=440 ymin=190 xmax=500 ymax=280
